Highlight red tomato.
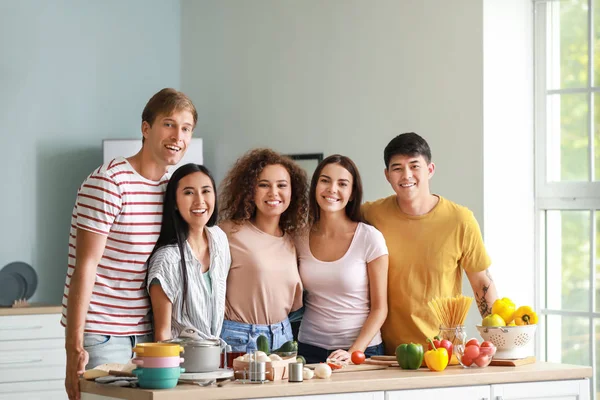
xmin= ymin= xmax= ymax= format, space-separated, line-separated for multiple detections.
xmin=326 ymin=359 xmax=344 ymax=370
xmin=474 ymin=355 xmax=490 ymax=367
xmin=351 ymin=351 xmax=366 ymax=365
xmin=465 ymin=338 xmax=480 ymax=347
xmin=480 ymin=341 xmax=495 ymax=348
xmin=461 ymin=355 xmax=474 ymax=366
xmin=327 ymin=362 xmax=343 ymax=370
xmin=463 ymin=344 xmax=480 ymax=360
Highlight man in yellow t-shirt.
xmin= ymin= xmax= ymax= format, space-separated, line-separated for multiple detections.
xmin=362 ymin=132 xmax=498 ymax=355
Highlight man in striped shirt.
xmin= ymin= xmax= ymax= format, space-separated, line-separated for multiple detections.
xmin=62 ymin=88 xmax=197 ymax=400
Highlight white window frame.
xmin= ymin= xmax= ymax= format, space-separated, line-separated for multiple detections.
xmin=534 ymin=1 xmax=599 ymax=398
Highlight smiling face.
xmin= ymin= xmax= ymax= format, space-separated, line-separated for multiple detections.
xmin=315 ymin=163 xmax=353 ymax=215
xmin=384 ymin=154 xmax=435 ymax=204
xmin=253 ymin=164 xmax=292 ymax=220
xmin=142 ymin=110 xmax=194 ymax=168
xmin=175 ymin=171 xmax=215 ymax=229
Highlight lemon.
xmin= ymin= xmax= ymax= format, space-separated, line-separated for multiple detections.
xmin=482 ymin=313 xmax=506 ymax=327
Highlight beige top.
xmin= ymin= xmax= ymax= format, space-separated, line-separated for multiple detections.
xmin=221 ymin=220 xmax=303 ymax=325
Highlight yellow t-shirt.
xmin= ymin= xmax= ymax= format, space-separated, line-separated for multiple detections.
xmin=362 ymin=195 xmax=491 ymax=354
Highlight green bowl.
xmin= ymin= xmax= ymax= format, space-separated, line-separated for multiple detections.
xmin=132 ymin=367 xmax=184 ymax=389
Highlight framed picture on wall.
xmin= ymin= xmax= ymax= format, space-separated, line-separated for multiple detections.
xmin=286 ymin=153 xmax=324 ymax=179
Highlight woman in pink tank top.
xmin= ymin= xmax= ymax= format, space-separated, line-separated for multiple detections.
xmin=295 ymin=155 xmax=389 ymax=364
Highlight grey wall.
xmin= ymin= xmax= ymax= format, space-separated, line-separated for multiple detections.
xmin=0 ymin=0 xmax=182 ymax=304
xmin=181 ymin=0 xmax=485 ymax=223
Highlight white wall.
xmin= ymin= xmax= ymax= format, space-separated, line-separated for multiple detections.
xmin=182 ymin=0 xmax=536 ymax=339
xmin=182 ymin=0 xmax=485 ymax=218
xmin=482 ymin=0 xmax=535 ymax=309
xmin=0 ymin=0 xmax=182 ymax=303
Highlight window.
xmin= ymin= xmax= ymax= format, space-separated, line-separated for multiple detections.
xmin=535 ymin=1 xmax=600 ymax=399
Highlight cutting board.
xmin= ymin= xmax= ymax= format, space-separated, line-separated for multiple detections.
xmin=489 ymin=356 xmax=536 ymax=367
xmin=304 ymin=363 xmax=389 ymax=373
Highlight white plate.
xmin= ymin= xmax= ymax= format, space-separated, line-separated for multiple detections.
xmin=179 ymin=369 xmax=234 ymax=381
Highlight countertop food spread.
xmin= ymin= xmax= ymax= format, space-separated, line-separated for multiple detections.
xmin=80 ymin=362 xmax=592 ymax=400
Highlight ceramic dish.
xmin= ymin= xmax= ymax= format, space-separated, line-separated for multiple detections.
xmin=179 ymin=369 xmax=234 ymax=381
xmin=0 ymin=261 xmax=38 ymax=299
xmin=0 ymin=272 xmax=27 ymax=306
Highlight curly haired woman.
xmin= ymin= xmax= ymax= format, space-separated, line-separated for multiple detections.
xmin=219 ymin=148 xmax=309 ymax=353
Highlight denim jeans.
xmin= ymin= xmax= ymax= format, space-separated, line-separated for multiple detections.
xmin=298 ymin=341 xmax=384 ymax=364
xmin=84 ymin=333 xmax=153 ymax=369
xmin=220 ymin=319 xmax=293 ymax=353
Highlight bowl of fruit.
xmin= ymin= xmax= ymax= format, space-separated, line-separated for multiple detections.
xmin=455 ymin=338 xmax=497 ymax=368
xmin=478 ymin=299 xmax=538 ymax=359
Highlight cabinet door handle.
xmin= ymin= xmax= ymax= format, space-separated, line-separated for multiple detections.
xmin=0 ymin=358 xmax=43 ymax=365
xmin=0 ymin=325 xmax=43 ymax=331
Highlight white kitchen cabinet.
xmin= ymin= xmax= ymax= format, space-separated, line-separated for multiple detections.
xmin=0 ymin=312 xmax=67 ymax=400
xmin=386 ymin=385 xmax=490 ymax=400
xmin=491 ymin=379 xmax=590 ymax=400
xmin=263 ymin=392 xmax=384 ymax=400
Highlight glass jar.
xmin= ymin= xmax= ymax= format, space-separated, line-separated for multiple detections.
xmin=437 ymin=325 xmax=466 ymax=365
xmin=437 ymin=325 xmax=467 ymax=347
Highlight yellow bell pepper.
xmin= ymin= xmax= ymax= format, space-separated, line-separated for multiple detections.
xmin=491 ymin=298 xmax=516 ymax=324
xmin=513 ymin=306 xmax=538 ymax=325
xmin=424 ymin=338 xmax=449 ymax=371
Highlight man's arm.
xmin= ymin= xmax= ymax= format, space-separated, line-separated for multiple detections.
xmin=465 ymin=268 xmax=498 ymax=318
xmin=65 ymin=229 xmax=107 ymax=400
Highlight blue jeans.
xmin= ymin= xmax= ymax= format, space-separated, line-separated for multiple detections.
xmin=298 ymin=341 xmax=384 ymax=364
xmin=220 ymin=319 xmax=293 ymax=353
xmin=83 ymin=333 xmax=153 ymax=369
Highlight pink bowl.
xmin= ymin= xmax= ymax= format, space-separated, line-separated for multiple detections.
xmin=132 ymin=356 xmax=184 ymax=368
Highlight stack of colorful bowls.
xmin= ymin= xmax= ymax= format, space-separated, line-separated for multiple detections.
xmin=132 ymin=343 xmax=185 ymax=389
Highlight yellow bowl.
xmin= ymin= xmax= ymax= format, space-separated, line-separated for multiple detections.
xmin=133 ymin=343 xmax=184 ymax=357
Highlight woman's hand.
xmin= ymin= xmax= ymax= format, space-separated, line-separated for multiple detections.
xmin=327 ymin=349 xmax=351 ymax=364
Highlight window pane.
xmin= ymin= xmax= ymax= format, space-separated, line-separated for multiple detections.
xmin=596 ymin=320 xmax=600 ymax=400
xmin=597 ymin=211 xmax=600 ymax=313
xmin=595 ymin=93 xmax=600 ymax=181
xmin=546 ymin=210 xmax=590 ymax=311
xmin=546 ymin=315 xmax=590 ymax=366
xmin=546 ymin=93 xmax=589 ymax=182
xmin=547 ymin=0 xmax=588 ymax=90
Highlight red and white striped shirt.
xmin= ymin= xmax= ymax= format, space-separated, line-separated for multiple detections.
xmin=61 ymin=157 xmax=168 ymax=336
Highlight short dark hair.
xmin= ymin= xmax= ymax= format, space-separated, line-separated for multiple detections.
xmin=308 ymin=154 xmax=363 ymax=225
xmin=384 ymin=132 xmax=432 ymax=169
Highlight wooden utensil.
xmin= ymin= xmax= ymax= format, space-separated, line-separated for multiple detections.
xmin=489 ymin=356 xmax=536 ymax=367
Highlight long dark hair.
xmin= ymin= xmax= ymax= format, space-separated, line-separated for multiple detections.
xmin=147 ymin=163 xmax=218 ymax=316
xmin=308 ymin=154 xmax=363 ymax=226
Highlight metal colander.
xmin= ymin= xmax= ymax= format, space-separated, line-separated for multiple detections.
xmin=476 ymin=324 xmax=537 ymax=359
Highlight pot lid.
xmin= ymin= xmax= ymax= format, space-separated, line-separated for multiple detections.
xmin=166 ymin=336 xmax=221 ymax=347
xmin=163 ymin=328 xmax=222 ymax=347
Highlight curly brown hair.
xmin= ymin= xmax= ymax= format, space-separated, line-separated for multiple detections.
xmin=219 ymin=148 xmax=309 ymax=235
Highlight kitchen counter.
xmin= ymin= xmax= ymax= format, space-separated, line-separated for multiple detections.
xmin=80 ymin=362 xmax=592 ymax=400
xmin=0 ymin=304 xmax=62 ymax=316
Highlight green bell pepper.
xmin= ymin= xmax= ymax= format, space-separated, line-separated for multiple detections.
xmin=395 ymin=343 xmax=424 ymax=370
